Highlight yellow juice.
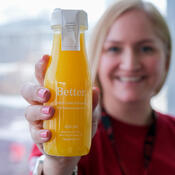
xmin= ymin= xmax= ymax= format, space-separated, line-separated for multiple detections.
xmin=43 ymin=31 xmax=92 ymax=156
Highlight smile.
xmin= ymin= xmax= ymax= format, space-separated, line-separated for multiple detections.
xmin=115 ymin=76 xmax=145 ymax=83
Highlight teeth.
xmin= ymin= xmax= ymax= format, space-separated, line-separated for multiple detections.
xmin=119 ymin=77 xmax=142 ymax=82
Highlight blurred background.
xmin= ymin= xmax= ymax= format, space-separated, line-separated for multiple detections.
xmin=0 ymin=0 xmax=174 ymax=174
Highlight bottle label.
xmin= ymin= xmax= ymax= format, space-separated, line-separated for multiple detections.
xmin=55 ymin=81 xmax=88 ymax=110
xmin=54 ymin=81 xmax=91 ymax=135
xmin=57 ymin=87 xmax=86 ymax=97
xmin=61 ymin=24 xmax=80 ymax=51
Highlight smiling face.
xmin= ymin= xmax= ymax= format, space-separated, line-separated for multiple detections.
xmin=98 ymin=9 xmax=168 ymax=104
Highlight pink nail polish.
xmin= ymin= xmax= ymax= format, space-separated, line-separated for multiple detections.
xmin=38 ymin=89 xmax=47 ymax=98
xmin=40 ymin=131 xmax=48 ymax=138
xmin=42 ymin=106 xmax=51 ymax=114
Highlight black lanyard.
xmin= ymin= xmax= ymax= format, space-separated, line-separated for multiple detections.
xmin=101 ymin=109 xmax=157 ymax=175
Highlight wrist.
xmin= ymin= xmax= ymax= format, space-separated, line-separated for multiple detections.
xmin=43 ymin=156 xmax=80 ymax=175
xmin=33 ymin=155 xmax=80 ymax=175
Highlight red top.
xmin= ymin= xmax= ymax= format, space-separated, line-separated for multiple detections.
xmin=29 ymin=112 xmax=175 ymax=175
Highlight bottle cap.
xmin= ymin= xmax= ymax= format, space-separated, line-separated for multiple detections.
xmin=51 ymin=8 xmax=88 ymax=30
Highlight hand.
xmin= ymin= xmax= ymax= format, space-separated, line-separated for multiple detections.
xmin=20 ymin=55 xmax=99 ymax=175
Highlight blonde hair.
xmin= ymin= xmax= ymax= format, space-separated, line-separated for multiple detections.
xmin=88 ymin=0 xmax=172 ymax=93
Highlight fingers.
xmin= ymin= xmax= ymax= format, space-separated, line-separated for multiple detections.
xmin=21 ymin=82 xmax=51 ymax=105
xmin=92 ymin=86 xmax=100 ymax=111
xmin=25 ymin=105 xmax=55 ymax=123
xmin=25 ymin=104 xmax=55 ymax=144
xmin=35 ymin=55 xmax=50 ymax=86
xmin=30 ymin=126 xmax=51 ymax=144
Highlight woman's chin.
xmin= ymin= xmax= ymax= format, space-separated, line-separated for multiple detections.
xmin=114 ymin=93 xmax=145 ymax=104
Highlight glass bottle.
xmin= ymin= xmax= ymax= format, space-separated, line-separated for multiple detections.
xmin=43 ymin=9 xmax=92 ymax=156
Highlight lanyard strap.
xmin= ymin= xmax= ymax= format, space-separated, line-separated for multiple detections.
xmin=101 ymin=110 xmax=157 ymax=175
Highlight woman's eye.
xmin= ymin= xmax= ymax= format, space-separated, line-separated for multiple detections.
xmin=108 ymin=47 xmax=121 ymax=53
xmin=140 ymin=46 xmax=154 ymax=53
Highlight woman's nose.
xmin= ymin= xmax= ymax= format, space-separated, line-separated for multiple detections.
xmin=119 ymin=49 xmax=141 ymax=72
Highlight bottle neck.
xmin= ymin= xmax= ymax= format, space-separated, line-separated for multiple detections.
xmin=52 ymin=26 xmax=86 ymax=51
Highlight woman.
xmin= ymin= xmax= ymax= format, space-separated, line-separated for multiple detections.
xmin=21 ymin=0 xmax=175 ymax=174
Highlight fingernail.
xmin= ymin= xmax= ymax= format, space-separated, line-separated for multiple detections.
xmin=42 ymin=106 xmax=51 ymax=114
xmin=38 ymin=89 xmax=48 ymax=99
xmin=40 ymin=130 xmax=49 ymax=138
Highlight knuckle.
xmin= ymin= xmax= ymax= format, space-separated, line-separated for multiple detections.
xmin=20 ymin=82 xmax=38 ymax=103
xmin=20 ymin=82 xmax=30 ymax=98
xmin=30 ymin=126 xmax=41 ymax=144
xmin=25 ymin=105 xmax=42 ymax=122
xmin=20 ymin=83 xmax=26 ymax=97
xmin=24 ymin=105 xmax=31 ymax=121
xmin=25 ymin=105 xmax=38 ymax=122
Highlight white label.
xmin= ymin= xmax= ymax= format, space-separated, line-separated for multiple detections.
xmin=61 ymin=24 xmax=80 ymax=51
xmin=54 ymin=81 xmax=90 ymax=133
xmin=57 ymin=87 xmax=87 ymax=96
xmin=55 ymin=81 xmax=88 ymax=108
